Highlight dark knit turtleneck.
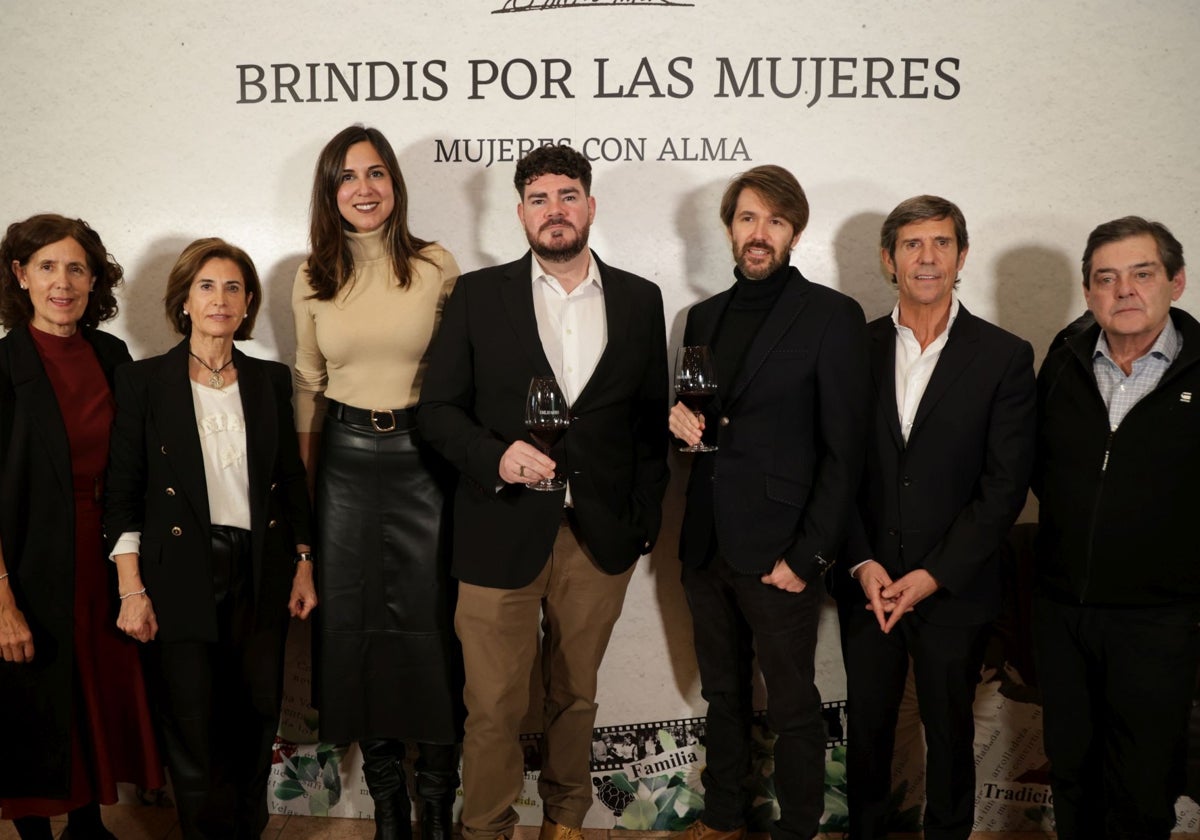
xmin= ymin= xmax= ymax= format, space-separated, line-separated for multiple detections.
xmin=711 ymin=263 xmax=791 ymax=394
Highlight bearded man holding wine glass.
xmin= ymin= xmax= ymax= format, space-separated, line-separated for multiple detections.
xmin=668 ymin=165 xmax=870 ymax=840
xmin=418 ymin=144 xmax=669 ymax=840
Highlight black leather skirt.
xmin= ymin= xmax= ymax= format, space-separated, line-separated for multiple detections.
xmin=313 ymin=401 xmax=463 ymax=744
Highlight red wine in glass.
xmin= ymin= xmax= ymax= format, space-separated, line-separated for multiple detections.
xmin=525 ymin=375 xmax=569 ymax=491
xmin=529 ymin=425 xmax=567 ymax=451
xmin=674 ymin=346 xmax=718 ymax=453
xmin=676 ymin=390 xmax=716 ymax=414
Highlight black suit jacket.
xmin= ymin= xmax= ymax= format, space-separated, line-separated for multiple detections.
xmin=0 ymin=326 xmax=130 ymax=798
xmin=841 ymin=305 xmax=1036 ymax=625
xmin=417 ymin=251 xmax=669 ymax=589
xmin=104 ymin=340 xmax=312 ymax=642
xmin=678 ymin=268 xmax=871 ymax=581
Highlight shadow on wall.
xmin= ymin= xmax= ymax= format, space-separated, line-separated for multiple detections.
xmin=258 ymin=253 xmax=308 ymax=361
xmin=674 ymin=178 xmax=735 ymax=304
xmin=833 ymin=211 xmax=893 ymax=321
xmin=993 ymin=245 xmax=1078 ymax=365
xmin=646 ymin=451 xmax=702 ymax=704
xmin=121 ymin=236 xmax=194 ymax=361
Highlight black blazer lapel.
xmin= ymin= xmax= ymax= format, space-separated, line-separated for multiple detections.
xmin=7 ymin=327 xmax=72 ymax=503
xmin=725 ymin=271 xmax=811 ymax=406
xmin=572 ymin=254 xmax=629 ymax=411
xmin=81 ymin=329 xmax=131 ymax=389
xmin=236 ymin=352 xmax=275 ymax=595
xmin=909 ymin=306 xmax=983 ymax=442
xmin=154 ymin=341 xmax=211 ymax=529
xmin=499 ymin=252 xmax=555 ymax=378
xmin=869 ymin=318 xmax=905 ymax=450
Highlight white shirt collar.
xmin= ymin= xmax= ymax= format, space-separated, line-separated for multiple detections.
xmin=530 ymin=249 xmax=602 ymax=295
xmin=890 ymin=293 xmax=961 ymax=335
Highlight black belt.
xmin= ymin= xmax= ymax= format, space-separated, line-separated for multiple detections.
xmin=327 ymin=399 xmax=414 ymax=432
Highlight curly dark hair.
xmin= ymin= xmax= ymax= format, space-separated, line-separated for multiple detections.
xmin=305 ymin=124 xmax=434 ymax=301
xmin=0 ymin=214 xmax=122 ymax=330
xmin=163 ymin=238 xmax=263 ymax=340
xmin=513 ymin=144 xmax=592 ymax=198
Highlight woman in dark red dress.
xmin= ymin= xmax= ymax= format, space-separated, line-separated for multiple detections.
xmin=0 ymin=215 xmax=163 ymax=840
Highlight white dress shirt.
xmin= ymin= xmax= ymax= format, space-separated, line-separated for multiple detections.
xmin=530 ymin=251 xmax=607 ymax=505
xmin=894 ymin=295 xmax=961 ymax=444
xmin=530 ymin=250 xmax=607 ymax=404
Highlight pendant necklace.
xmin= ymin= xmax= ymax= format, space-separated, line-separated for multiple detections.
xmin=189 ymin=351 xmax=235 ymax=389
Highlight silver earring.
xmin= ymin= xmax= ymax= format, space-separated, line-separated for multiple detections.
xmin=182 ymin=308 xmax=189 ymax=316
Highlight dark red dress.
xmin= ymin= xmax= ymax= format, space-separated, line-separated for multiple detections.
xmin=0 ymin=327 xmax=162 ymax=819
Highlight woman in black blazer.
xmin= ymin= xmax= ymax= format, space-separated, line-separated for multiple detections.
xmin=105 ymin=237 xmax=317 ymax=840
xmin=0 ymin=214 xmax=163 ymax=840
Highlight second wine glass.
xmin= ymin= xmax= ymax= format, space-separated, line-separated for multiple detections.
xmin=525 ymin=375 xmax=570 ymax=491
xmin=674 ymin=345 xmax=718 ymax=453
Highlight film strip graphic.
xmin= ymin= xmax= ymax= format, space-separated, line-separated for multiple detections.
xmin=516 ymin=700 xmax=846 ymax=775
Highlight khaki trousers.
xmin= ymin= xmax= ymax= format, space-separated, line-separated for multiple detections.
xmin=455 ymin=519 xmax=635 ymax=840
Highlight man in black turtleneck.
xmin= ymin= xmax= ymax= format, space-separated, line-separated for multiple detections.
xmin=668 ymin=165 xmax=870 ymax=840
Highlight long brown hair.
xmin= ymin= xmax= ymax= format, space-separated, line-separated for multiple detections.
xmin=0 ymin=214 xmax=122 ymax=330
xmin=305 ymin=124 xmax=433 ymax=300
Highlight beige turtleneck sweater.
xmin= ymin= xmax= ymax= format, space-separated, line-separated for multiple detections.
xmin=291 ymin=228 xmax=460 ymax=432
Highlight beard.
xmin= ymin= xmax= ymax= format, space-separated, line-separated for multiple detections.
xmin=528 ymin=220 xmax=590 ymax=263
xmin=734 ymin=238 xmax=788 ymax=280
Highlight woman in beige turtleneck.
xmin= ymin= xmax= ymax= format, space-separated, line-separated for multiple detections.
xmin=293 ymin=124 xmax=462 ymax=840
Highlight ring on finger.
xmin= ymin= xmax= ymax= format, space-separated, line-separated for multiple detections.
xmin=519 ymin=465 xmax=526 ymax=478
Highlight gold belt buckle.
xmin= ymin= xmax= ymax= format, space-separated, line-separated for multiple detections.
xmin=370 ymin=409 xmax=396 ymax=433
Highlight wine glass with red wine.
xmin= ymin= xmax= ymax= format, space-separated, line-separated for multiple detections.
xmin=525 ymin=375 xmax=570 ymax=491
xmin=674 ymin=345 xmax=718 ymax=453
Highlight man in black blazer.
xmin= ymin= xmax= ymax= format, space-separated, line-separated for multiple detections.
xmin=836 ymin=196 xmax=1035 ymax=839
xmin=668 ymin=165 xmax=870 ymax=840
xmin=418 ymin=145 xmax=668 ymax=840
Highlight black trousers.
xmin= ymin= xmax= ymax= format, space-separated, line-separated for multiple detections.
xmin=148 ymin=526 xmax=287 ymax=840
xmin=1033 ymin=593 xmax=1200 ymax=840
xmin=682 ymin=556 xmax=826 ymax=840
xmin=836 ymin=599 xmax=988 ymax=840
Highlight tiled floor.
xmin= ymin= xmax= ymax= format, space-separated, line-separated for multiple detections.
xmin=0 ymin=807 xmax=1174 ymax=840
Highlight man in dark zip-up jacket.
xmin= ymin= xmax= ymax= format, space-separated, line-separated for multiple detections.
xmin=1033 ymin=216 xmax=1198 ymax=840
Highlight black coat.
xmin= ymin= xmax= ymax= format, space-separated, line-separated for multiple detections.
xmin=678 ymin=269 xmax=871 ymax=581
xmin=104 ymin=340 xmax=312 ymax=642
xmin=417 ymin=251 xmax=670 ymax=589
xmin=840 ymin=305 xmax=1037 ymax=625
xmin=1034 ymin=308 xmax=1200 ymax=606
xmin=0 ymin=326 xmax=131 ymax=798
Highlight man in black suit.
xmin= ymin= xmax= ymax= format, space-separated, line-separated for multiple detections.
xmin=418 ymin=145 xmax=668 ymax=840
xmin=837 ymin=195 xmax=1036 ymax=839
xmin=668 ymin=165 xmax=870 ymax=840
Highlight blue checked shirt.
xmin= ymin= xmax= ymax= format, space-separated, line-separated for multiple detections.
xmin=1092 ymin=318 xmax=1181 ymax=430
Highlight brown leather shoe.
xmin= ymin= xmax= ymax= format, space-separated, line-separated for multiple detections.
xmin=669 ymin=820 xmax=747 ymax=840
xmin=538 ymin=820 xmax=585 ymax=840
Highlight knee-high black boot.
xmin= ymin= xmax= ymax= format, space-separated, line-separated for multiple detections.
xmin=361 ymin=739 xmax=413 ymax=840
xmin=416 ymin=742 xmax=460 ymax=840
xmin=12 ymin=816 xmax=53 ymax=840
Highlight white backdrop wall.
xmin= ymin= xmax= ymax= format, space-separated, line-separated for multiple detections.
xmin=4 ymin=0 xmax=1199 ymax=832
